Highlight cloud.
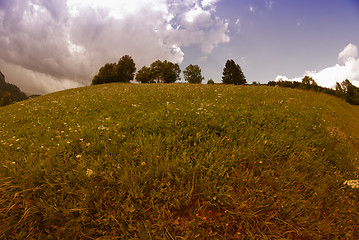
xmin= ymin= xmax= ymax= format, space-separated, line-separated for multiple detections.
xmin=0 ymin=59 xmax=83 ymax=94
xmin=338 ymin=43 xmax=358 ymax=64
xmin=249 ymin=5 xmax=255 ymax=13
xmin=265 ymin=0 xmax=274 ymax=10
xmin=276 ymin=43 xmax=359 ymax=89
xmin=0 ymin=0 xmax=229 ymax=94
xmin=235 ymin=18 xmax=241 ymax=32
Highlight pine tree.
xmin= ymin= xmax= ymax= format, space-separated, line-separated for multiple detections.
xmin=222 ymin=60 xmax=246 ymax=85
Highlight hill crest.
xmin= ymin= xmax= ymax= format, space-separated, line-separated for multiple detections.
xmin=1 ymin=83 xmax=358 ymax=239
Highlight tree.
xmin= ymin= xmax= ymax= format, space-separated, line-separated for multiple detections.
xmin=143 ymin=60 xmax=181 ymax=83
xmin=0 ymin=91 xmax=11 ymax=106
xmin=162 ymin=61 xmax=181 ymax=83
xmin=149 ymin=60 xmax=164 ymax=83
xmin=92 ymin=63 xmax=116 ymax=85
xmin=136 ymin=66 xmax=153 ymax=83
xmin=114 ymin=55 xmax=136 ymax=83
xmin=92 ymin=55 xmax=136 ymax=85
xmin=183 ymin=64 xmax=204 ymax=84
xmin=341 ymin=79 xmax=359 ymax=105
xmin=222 ymin=59 xmax=246 ymax=85
xmin=335 ymin=82 xmax=345 ymax=98
xmin=207 ymin=79 xmax=215 ymax=84
xmin=301 ymin=76 xmax=318 ymax=90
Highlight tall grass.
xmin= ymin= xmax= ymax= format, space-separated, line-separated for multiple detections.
xmin=0 ymin=83 xmax=358 ymax=239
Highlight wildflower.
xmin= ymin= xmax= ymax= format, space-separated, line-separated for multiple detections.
xmin=86 ymin=168 xmax=94 ymax=177
xmin=344 ymin=180 xmax=359 ymax=189
xmin=76 ymin=154 xmax=82 ymax=159
xmin=98 ymin=125 xmax=109 ymax=131
xmin=141 ymin=161 xmax=146 ymax=166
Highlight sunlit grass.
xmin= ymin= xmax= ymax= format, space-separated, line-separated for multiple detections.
xmin=1 ymin=83 xmax=358 ymax=239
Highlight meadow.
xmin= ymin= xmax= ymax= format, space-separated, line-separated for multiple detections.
xmin=0 ymin=83 xmax=358 ymax=239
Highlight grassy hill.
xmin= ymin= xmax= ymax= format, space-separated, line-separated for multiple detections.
xmin=0 ymin=83 xmax=358 ymax=239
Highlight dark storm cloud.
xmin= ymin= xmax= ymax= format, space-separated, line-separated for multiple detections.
xmin=0 ymin=0 xmax=229 ymax=94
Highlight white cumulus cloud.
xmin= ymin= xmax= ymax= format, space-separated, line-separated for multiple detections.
xmin=0 ymin=0 xmax=229 ymax=94
xmin=338 ymin=43 xmax=358 ymax=64
xmin=276 ymin=43 xmax=359 ymax=89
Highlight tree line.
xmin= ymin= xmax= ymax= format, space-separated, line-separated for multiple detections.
xmin=268 ymin=76 xmax=359 ymax=105
xmin=91 ymin=55 xmax=246 ymax=86
xmin=91 ymin=55 xmax=358 ymax=105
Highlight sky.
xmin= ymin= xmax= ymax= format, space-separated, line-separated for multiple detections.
xmin=0 ymin=0 xmax=359 ymax=94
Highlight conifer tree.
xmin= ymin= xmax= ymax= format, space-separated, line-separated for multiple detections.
xmin=222 ymin=59 xmax=246 ymax=85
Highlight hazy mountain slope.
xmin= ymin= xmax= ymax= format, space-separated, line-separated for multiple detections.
xmin=0 ymin=76 xmax=28 ymax=103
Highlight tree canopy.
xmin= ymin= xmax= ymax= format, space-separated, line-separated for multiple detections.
xmin=301 ymin=76 xmax=318 ymax=91
xmin=183 ymin=64 xmax=204 ymax=84
xmin=207 ymin=79 xmax=215 ymax=84
xmin=92 ymin=55 xmax=136 ymax=85
xmin=136 ymin=66 xmax=152 ymax=84
xmin=222 ymin=59 xmax=246 ymax=85
xmin=339 ymin=79 xmax=359 ymax=105
xmin=136 ymin=60 xmax=181 ymax=83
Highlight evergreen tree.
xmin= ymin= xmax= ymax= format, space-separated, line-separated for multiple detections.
xmin=222 ymin=60 xmax=246 ymax=85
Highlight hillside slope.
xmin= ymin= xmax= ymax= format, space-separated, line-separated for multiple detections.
xmin=0 ymin=76 xmax=28 ymax=104
xmin=0 ymin=84 xmax=358 ymax=239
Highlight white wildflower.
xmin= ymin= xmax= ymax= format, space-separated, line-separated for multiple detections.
xmin=98 ymin=125 xmax=109 ymax=131
xmin=344 ymin=180 xmax=359 ymax=189
xmin=86 ymin=168 xmax=94 ymax=177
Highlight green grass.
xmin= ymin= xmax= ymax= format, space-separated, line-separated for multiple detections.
xmin=1 ymin=83 xmax=358 ymax=239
